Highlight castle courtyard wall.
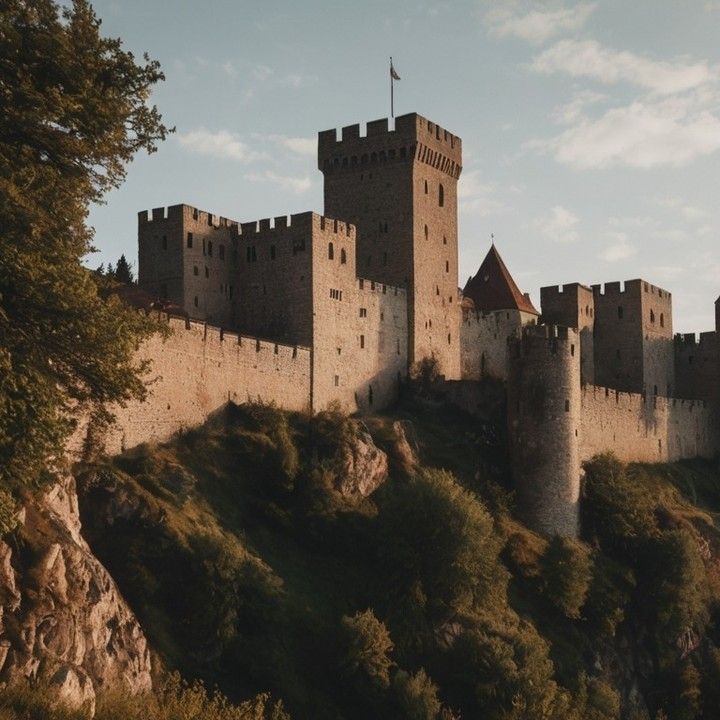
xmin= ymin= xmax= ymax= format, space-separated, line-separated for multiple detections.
xmin=69 ymin=314 xmax=311 ymax=457
xmin=579 ymin=384 xmax=718 ymax=464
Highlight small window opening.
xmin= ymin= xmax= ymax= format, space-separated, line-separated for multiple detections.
xmin=424 ymin=179 xmax=428 ymax=194
xmin=424 ymin=225 xmax=429 ymax=240
xmin=328 ymin=242 xmax=334 ymax=260
xmin=341 ymin=248 xmax=347 ymax=264
xmin=439 ymin=183 xmax=444 ymax=207
xmin=162 ymin=235 xmax=167 ymax=250
xmin=650 ymin=310 xmax=655 ymax=323
xmin=360 ymin=334 xmax=365 ymax=349
xmin=270 ymin=245 xmax=276 ymax=260
xmin=660 ymin=313 xmax=664 ymax=328
xmin=445 ymin=260 xmax=449 ymax=273
xmin=208 ymin=241 xmax=213 ymax=257
xmin=193 ymin=265 xmax=198 ymax=276
xmin=204 ymin=266 xmax=209 ymax=278
xmin=564 ymin=400 xmax=570 ymax=412
xmin=187 ymin=232 xmax=193 ymax=248
xmin=618 ymin=306 xmax=624 ymax=319
xmin=334 ymin=375 xmax=339 ymax=387
xmin=193 ymin=295 xmax=198 ymax=307
xmin=219 ymin=244 xmax=225 ymax=260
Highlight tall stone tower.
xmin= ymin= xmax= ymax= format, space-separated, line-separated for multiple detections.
xmin=507 ymin=325 xmax=582 ymax=537
xmin=318 ymin=113 xmax=462 ymax=378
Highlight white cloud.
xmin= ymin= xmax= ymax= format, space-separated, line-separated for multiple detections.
xmin=485 ymin=3 xmax=596 ymax=45
xmin=277 ymin=136 xmax=317 ymax=156
xmin=222 ymin=61 xmax=236 ymax=76
xmin=529 ymin=95 xmax=720 ymax=168
xmin=534 ymin=205 xmax=580 ymax=243
xmin=458 ymin=170 xmax=506 ymax=216
xmin=245 ymin=171 xmax=313 ymax=194
xmin=554 ymin=89 xmax=606 ymax=124
xmin=657 ymin=197 xmax=707 ymax=221
xmin=177 ymin=129 xmax=264 ymax=163
xmin=599 ymin=233 xmax=637 ymax=262
xmin=532 ymin=39 xmax=715 ymax=94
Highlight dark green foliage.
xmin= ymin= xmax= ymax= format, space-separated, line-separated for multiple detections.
xmin=541 ymin=535 xmax=593 ymax=619
xmin=113 ymin=254 xmax=135 ymax=285
xmin=582 ymin=454 xmax=657 ymax=554
xmin=75 ymin=409 xmax=720 ymax=720
xmin=393 ymin=668 xmax=442 ymax=720
xmin=0 ymin=674 xmax=288 ymax=720
xmin=0 ymin=0 xmax=170 ymax=492
xmin=341 ymin=609 xmax=395 ymax=690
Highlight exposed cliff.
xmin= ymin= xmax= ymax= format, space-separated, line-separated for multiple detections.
xmin=0 ymin=473 xmax=153 ymax=715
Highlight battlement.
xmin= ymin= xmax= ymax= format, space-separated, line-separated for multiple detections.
xmin=318 ymin=112 xmax=461 ymax=178
xmin=522 ymin=323 xmax=579 ymax=341
xmin=592 ymin=278 xmax=671 ymax=300
xmin=357 ymin=277 xmax=407 ymax=298
xmin=138 ymin=204 xmax=241 ymax=230
xmin=237 ymin=212 xmax=356 ymax=241
xmin=541 ymin=282 xmax=593 ymax=298
xmin=675 ymin=331 xmax=717 ymax=349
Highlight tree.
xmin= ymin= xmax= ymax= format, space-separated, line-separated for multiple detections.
xmin=0 ymin=0 xmax=171 ymax=494
xmin=114 ymin=254 xmax=135 ymax=284
xmin=393 ymin=668 xmax=442 ymax=720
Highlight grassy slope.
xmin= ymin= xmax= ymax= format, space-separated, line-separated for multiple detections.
xmin=75 ymin=398 xmax=720 ymax=720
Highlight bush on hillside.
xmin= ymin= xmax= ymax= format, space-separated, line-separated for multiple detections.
xmin=340 ymin=609 xmax=395 ymax=691
xmin=541 ymin=536 xmax=593 ymax=619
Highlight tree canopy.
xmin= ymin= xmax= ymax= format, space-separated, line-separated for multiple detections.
xmin=0 ymin=0 xmax=171 ymax=496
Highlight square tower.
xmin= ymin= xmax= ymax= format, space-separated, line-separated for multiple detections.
xmin=318 ymin=113 xmax=462 ymax=378
xmin=592 ymin=279 xmax=674 ymax=396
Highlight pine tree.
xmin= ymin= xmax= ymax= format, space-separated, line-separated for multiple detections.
xmin=114 ymin=254 xmax=135 ymax=284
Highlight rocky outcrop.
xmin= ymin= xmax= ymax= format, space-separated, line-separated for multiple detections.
xmin=334 ymin=423 xmax=389 ymax=499
xmin=0 ymin=474 xmax=153 ymax=715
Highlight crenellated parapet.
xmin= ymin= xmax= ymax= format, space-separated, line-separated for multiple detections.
xmin=318 ymin=113 xmax=462 ymax=179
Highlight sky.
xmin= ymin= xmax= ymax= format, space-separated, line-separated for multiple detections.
xmin=87 ymin=0 xmax=720 ymax=332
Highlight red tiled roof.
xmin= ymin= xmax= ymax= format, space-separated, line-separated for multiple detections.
xmin=462 ymin=245 xmax=539 ymax=315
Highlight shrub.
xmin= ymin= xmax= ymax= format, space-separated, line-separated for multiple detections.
xmin=340 ymin=609 xmax=395 ymax=690
xmin=541 ymin=536 xmax=593 ymax=619
xmin=393 ymin=668 xmax=442 ymax=720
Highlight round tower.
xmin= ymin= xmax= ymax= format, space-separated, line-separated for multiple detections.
xmin=507 ymin=325 xmax=581 ymax=537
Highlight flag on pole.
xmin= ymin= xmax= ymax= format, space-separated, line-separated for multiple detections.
xmin=390 ymin=62 xmax=400 ymax=80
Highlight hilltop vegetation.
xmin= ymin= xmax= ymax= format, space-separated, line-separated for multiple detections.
xmin=42 ymin=394 xmax=718 ymax=720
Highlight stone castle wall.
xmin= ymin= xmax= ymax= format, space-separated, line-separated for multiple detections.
xmin=460 ymin=307 xmax=535 ymax=381
xmin=675 ymin=332 xmax=720 ymax=403
xmin=69 ymin=314 xmax=311 ymax=457
xmin=579 ymin=384 xmax=718 ymax=463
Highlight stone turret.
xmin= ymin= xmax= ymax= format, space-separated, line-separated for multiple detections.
xmin=508 ymin=325 xmax=581 ymax=537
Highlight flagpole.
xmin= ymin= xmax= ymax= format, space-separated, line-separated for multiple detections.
xmin=390 ymin=56 xmax=394 ymax=118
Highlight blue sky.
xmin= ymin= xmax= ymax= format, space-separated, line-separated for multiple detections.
xmin=88 ymin=0 xmax=720 ymax=332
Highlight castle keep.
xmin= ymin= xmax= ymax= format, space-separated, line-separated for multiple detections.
xmin=81 ymin=111 xmax=720 ymax=539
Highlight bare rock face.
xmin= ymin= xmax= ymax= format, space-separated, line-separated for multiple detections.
xmin=334 ymin=424 xmax=389 ymax=498
xmin=0 ymin=473 xmax=153 ymax=715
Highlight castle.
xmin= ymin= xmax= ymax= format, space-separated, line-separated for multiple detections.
xmin=79 ymin=112 xmax=720 ymax=539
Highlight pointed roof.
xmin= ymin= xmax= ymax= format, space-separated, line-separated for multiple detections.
xmin=462 ymin=245 xmax=539 ymax=315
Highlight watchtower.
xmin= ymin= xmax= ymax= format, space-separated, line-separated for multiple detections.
xmin=318 ymin=113 xmax=462 ymax=378
xmin=592 ymin=279 xmax=674 ymax=396
xmin=507 ymin=325 xmax=582 ymax=537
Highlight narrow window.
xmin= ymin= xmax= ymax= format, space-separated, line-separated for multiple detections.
xmin=443 ymin=235 xmax=447 ymax=245
xmin=187 ymin=232 xmax=193 ymax=248
xmin=203 ymin=239 xmax=206 ymax=256
xmin=205 ymin=266 xmax=209 ymax=278
xmin=359 ymin=308 xmax=367 ymax=318
xmin=328 ymin=242 xmax=334 ymax=260
xmin=660 ymin=313 xmax=664 ymax=328
xmin=208 ymin=241 xmax=213 ymax=257
xmin=445 ymin=260 xmax=449 ymax=273
xmin=360 ymin=334 xmax=365 ymax=349
xmin=193 ymin=295 xmax=198 ymax=307
xmin=447 ymin=333 xmax=451 ymax=345
xmin=334 ymin=375 xmax=339 ymax=387
xmin=341 ymin=248 xmax=347 ymax=264
xmin=162 ymin=235 xmax=167 ymax=250
xmin=219 ymin=244 xmax=225 ymax=260
xmin=650 ymin=309 xmax=655 ymax=323
xmin=570 ymin=344 xmax=575 ymax=356
xmin=618 ymin=306 xmax=624 ymax=319
xmin=193 ymin=265 xmax=198 ymax=276
xmin=439 ymin=183 xmax=444 ymax=207
xmin=424 ymin=224 xmax=428 ymax=240
xmin=564 ymin=400 xmax=570 ymax=412
xmin=397 ymin=339 xmax=400 ymax=355
xmin=424 ymin=179 xmax=428 ymax=194
xmin=251 ymin=246 xmax=257 ymax=262
xmin=270 ymin=245 xmax=276 ymax=260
